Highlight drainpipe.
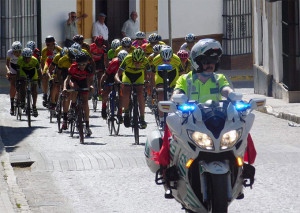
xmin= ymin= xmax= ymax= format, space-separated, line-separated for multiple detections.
xmin=168 ymin=0 xmax=172 ymax=47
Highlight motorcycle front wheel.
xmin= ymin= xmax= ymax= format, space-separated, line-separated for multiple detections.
xmin=209 ymin=174 xmax=228 ymax=213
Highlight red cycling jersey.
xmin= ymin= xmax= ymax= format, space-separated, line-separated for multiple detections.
xmin=68 ymin=63 xmax=89 ymax=81
xmin=89 ymin=43 xmax=107 ymax=62
xmin=132 ymin=39 xmax=148 ymax=48
xmin=105 ymin=58 xmax=120 ymax=76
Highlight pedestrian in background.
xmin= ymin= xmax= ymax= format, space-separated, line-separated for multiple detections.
xmin=121 ymin=11 xmax=139 ymax=40
xmin=92 ymin=13 xmax=109 ymax=47
xmin=64 ymin=11 xmax=88 ymax=47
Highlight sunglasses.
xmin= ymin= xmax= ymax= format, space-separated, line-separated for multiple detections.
xmin=46 ymin=43 xmax=53 ymax=46
xmin=136 ymin=38 xmax=143 ymax=40
xmin=78 ymin=63 xmax=87 ymax=66
xmin=72 ymin=16 xmax=77 ymax=18
xmin=123 ymin=45 xmax=131 ymax=48
xmin=196 ymin=56 xmax=219 ymax=65
xmin=163 ymin=59 xmax=170 ymax=62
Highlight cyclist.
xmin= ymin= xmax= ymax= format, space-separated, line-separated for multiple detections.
xmin=90 ymin=35 xmax=108 ymax=100
xmin=144 ymin=33 xmax=166 ymax=57
xmin=152 ymin=45 xmax=184 ymax=128
xmin=41 ymin=35 xmax=62 ymax=107
xmin=100 ymin=50 xmax=128 ymax=120
xmin=179 ymin=33 xmax=196 ymax=55
xmin=16 ymin=48 xmax=42 ymax=117
xmin=148 ymin=44 xmax=163 ymax=92
xmin=63 ymin=51 xmax=92 ymax=136
xmin=177 ymin=50 xmax=191 ymax=74
xmin=114 ymin=37 xmax=135 ymax=56
xmin=132 ymin=31 xmax=147 ymax=48
xmin=115 ymin=47 xmax=151 ymax=129
xmin=57 ymin=48 xmax=80 ymax=130
xmin=48 ymin=47 xmax=68 ymax=110
xmin=73 ymin=34 xmax=90 ymax=54
xmin=6 ymin=41 xmax=22 ymax=115
xmin=26 ymin=41 xmax=41 ymax=62
xmin=107 ymin=39 xmax=121 ymax=61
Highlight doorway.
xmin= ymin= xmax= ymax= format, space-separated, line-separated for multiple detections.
xmin=95 ymin=0 xmax=129 ymax=42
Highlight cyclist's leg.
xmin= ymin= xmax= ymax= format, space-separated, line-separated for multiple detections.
xmin=9 ymin=74 xmax=17 ymax=114
xmin=42 ymin=63 xmax=50 ymax=106
xmin=101 ymin=85 xmax=111 ymax=119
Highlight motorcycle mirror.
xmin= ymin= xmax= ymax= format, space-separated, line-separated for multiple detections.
xmin=249 ymin=98 xmax=266 ymax=111
xmin=158 ymin=101 xmax=177 ymax=113
xmin=228 ymin=92 xmax=243 ymax=102
xmin=193 ymin=106 xmax=202 ymax=121
xmin=172 ymin=94 xmax=188 ymax=104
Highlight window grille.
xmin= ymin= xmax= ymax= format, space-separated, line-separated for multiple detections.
xmin=0 ymin=0 xmax=39 ymax=59
xmin=222 ymin=0 xmax=252 ymax=56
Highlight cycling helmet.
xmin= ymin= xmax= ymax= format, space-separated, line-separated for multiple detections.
xmin=26 ymin=41 xmax=36 ymax=50
xmin=177 ymin=50 xmax=189 ymax=60
xmin=12 ymin=41 xmax=23 ymax=51
xmin=148 ymin=33 xmax=159 ymax=43
xmin=185 ymin=33 xmax=196 ymax=43
xmin=75 ymin=51 xmax=89 ymax=63
xmin=22 ymin=48 xmax=33 ymax=58
xmin=132 ymin=47 xmax=145 ymax=62
xmin=153 ymin=44 xmax=163 ymax=54
xmin=157 ymin=34 xmax=162 ymax=41
xmin=68 ymin=47 xmax=79 ymax=60
xmin=71 ymin=42 xmax=82 ymax=52
xmin=73 ymin=34 xmax=84 ymax=43
xmin=111 ymin=39 xmax=121 ymax=50
xmin=190 ymin=38 xmax=222 ymax=72
xmin=45 ymin=35 xmax=55 ymax=43
xmin=160 ymin=46 xmax=173 ymax=61
xmin=121 ymin=37 xmax=132 ymax=47
xmin=60 ymin=47 xmax=68 ymax=57
xmin=95 ymin=35 xmax=104 ymax=47
xmin=117 ymin=50 xmax=128 ymax=62
xmin=135 ymin=31 xmax=146 ymax=39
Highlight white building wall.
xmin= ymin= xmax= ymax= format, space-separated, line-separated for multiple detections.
xmin=253 ymin=0 xmax=263 ymax=66
xmin=158 ymin=0 xmax=223 ymax=39
xmin=262 ymin=1 xmax=270 ymax=74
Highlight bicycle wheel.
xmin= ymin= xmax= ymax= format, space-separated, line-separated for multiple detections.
xmin=106 ymin=94 xmax=113 ymax=135
xmin=113 ymin=96 xmax=120 ymax=135
xmin=70 ymin=118 xmax=75 ymax=137
xmin=92 ymin=76 xmax=98 ymax=112
xmin=77 ymin=105 xmax=84 ymax=144
xmin=132 ymin=94 xmax=139 ymax=145
xmin=56 ymin=93 xmax=63 ymax=133
xmin=26 ymin=91 xmax=31 ymax=127
xmin=15 ymin=98 xmax=22 ymax=120
xmin=152 ymin=89 xmax=160 ymax=127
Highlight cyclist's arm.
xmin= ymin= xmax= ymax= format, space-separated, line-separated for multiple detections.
xmin=36 ymin=63 xmax=42 ymax=81
xmin=100 ymin=73 xmax=107 ymax=89
xmin=63 ymin=75 xmax=71 ymax=92
xmin=6 ymin=58 xmax=10 ymax=76
xmin=114 ymin=68 xmax=123 ymax=84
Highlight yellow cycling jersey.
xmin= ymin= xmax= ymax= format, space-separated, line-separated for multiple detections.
xmin=152 ymin=54 xmax=184 ymax=87
xmin=114 ymin=46 xmax=135 ymax=57
xmin=17 ymin=56 xmax=40 ymax=80
xmin=52 ymin=52 xmax=61 ymax=66
xmin=41 ymin=46 xmax=62 ymax=65
xmin=145 ymin=41 xmax=166 ymax=55
xmin=58 ymin=55 xmax=72 ymax=70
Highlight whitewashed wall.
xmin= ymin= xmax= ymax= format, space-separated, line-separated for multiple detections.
xmin=40 ymin=0 xmax=96 ymax=47
xmin=158 ymin=0 xmax=223 ymax=39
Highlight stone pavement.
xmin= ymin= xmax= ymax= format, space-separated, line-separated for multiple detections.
xmin=1 ymin=71 xmax=300 ymax=212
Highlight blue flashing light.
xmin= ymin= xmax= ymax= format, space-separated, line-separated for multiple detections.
xmin=178 ymin=104 xmax=196 ymax=112
xmin=235 ymin=102 xmax=251 ymax=111
xmin=157 ymin=64 xmax=173 ymax=70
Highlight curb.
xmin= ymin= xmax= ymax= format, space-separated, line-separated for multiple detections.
xmin=258 ymin=105 xmax=300 ymax=124
xmin=0 ymin=136 xmax=31 ymax=213
xmin=228 ymin=76 xmax=253 ymax=81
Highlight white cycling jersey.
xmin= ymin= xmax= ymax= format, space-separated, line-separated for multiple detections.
xmin=6 ymin=49 xmax=20 ymax=74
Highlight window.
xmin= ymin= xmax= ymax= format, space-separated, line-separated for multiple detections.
xmin=0 ymin=0 xmax=39 ymax=59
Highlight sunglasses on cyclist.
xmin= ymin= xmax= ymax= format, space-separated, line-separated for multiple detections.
xmin=123 ymin=45 xmax=131 ymax=48
xmin=163 ymin=59 xmax=170 ymax=62
xmin=72 ymin=16 xmax=77 ymax=18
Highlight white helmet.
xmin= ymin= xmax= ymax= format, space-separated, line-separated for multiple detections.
xmin=26 ymin=41 xmax=36 ymax=50
xmin=190 ymin=38 xmax=222 ymax=71
xmin=71 ymin=42 xmax=82 ymax=52
xmin=135 ymin=31 xmax=146 ymax=39
xmin=12 ymin=41 xmax=22 ymax=51
xmin=22 ymin=48 xmax=33 ymax=58
xmin=153 ymin=44 xmax=163 ymax=54
xmin=117 ymin=50 xmax=128 ymax=62
xmin=111 ymin=39 xmax=121 ymax=50
xmin=121 ymin=37 xmax=132 ymax=47
xmin=148 ymin=33 xmax=159 ymax=43
xmin=185 ymin=33 xmax=196 ymax=42
xmin=160 ymin=46 xmax=173 ymax=61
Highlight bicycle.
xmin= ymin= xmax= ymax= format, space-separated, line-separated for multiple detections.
xmin=91 ymin=72 xmax=98 ymax=112
xmin=14 ymin=81 xmax=22 ymax=121
xmin=105 ymin=83 xmax=121 ymax=136
xmin=56 ymin=89 xmax=65 ymax=133
xmin=48 ymin=79 xmax=56 ymax=123
xmin=123 ymin=82 xmax=144 ymax=145
xmin=67 ymin=88 xmax=89 ymax=144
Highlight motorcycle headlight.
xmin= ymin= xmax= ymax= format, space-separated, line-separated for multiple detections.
xmin=187 ymin=130 xmax=214 ymax=150
xmin=220 ymin=128 xmax=243 ymax=150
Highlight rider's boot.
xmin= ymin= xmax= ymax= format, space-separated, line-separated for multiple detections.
xmin=32 ymin=107 xmax=38 ymax=117
xmin=124 ymin=112 xmax=130 ymax=128
xmin=139 ymin=115 xmax=147 ymax=129
xmin=62 ymin=113 xmax=68 ymax=130
xmin=101 ymin=103 xmax=107 ymax=120
xmin=85 ymin=121 xmax=92 ymax=137
xmin=10 ymin=98 xmax=14 ymax=116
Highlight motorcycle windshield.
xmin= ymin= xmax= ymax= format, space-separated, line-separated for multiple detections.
xmin=201 ymin=106 xmax=226 ymax=139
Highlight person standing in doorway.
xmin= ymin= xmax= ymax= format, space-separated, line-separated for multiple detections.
xmin=64 ymin=11 xmax=88 ymax=47
xmin=121 ymin=11 xmax=139 ymax=40
xmin=92 ymin=13 xmax=109 ymax=47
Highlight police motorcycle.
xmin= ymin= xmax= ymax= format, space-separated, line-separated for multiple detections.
xmin=145 ymin=92 xmax=266 ymax=213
